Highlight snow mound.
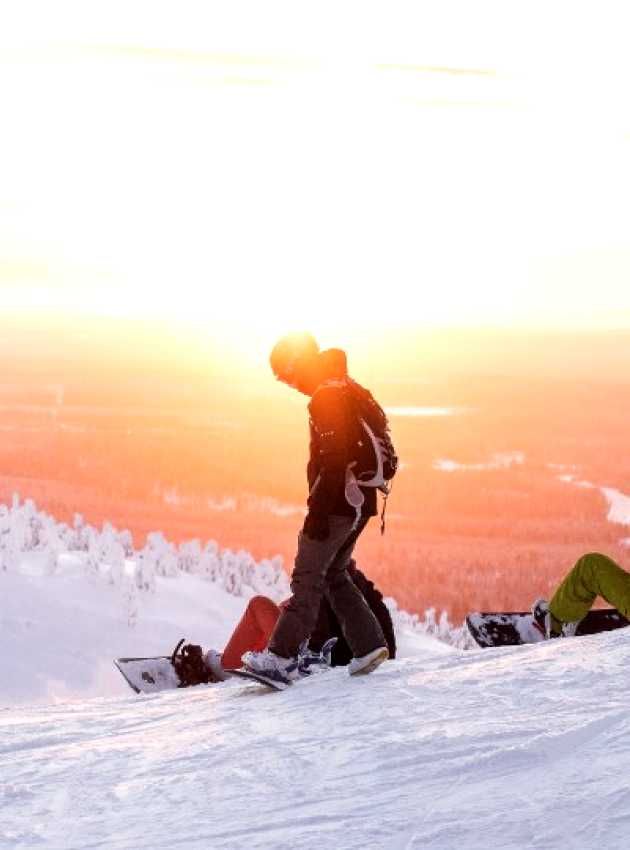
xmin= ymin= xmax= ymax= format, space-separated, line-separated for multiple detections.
xmin=1 ymin=558 xmax=249 ymax=706
xmin=2 ymin=556 xmax=451 ymax=707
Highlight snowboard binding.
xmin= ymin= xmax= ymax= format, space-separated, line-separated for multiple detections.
xmin=171 ymin=638 xmax=212 ymax=687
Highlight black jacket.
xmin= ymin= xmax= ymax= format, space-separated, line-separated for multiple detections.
xmin=308 ymin=562 xmax=396 ymax=665
xmin=306 ymin=349 xmax=377 ymax=519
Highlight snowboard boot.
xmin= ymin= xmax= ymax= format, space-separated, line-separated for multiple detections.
xmin=531 ymin=599 xmax=580 ymax=639
xmin=348 ymin=646 xmax=389 ymax=676
xmin=203 ymin=649 xmax=231 ymax=682
xmin=241 ymin=649 xmax=300 ymax=686
xmin=171 ymin=640 xmax=211 ymax=687
xmin=297 ymin=637 xmax=338 ymax=676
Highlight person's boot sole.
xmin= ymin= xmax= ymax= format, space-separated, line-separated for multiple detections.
xmin=349 ymin=647 xmax=389 ymax=676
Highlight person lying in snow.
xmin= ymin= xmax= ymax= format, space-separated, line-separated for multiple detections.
xmin=533 ymin=552 xmax=630 ymax=638
xmin=175 ymin=561 xmax=396 ymax=686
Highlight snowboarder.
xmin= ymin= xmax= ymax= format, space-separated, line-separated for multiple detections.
xmin=242 ymin=333 xmax=398 ymax=685
xmin=202 ymin=560 xmax=397 ymax=682
xmin=533 ymin=552 xmax=630 ymax=638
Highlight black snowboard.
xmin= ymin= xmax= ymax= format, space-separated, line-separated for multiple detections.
xmin=466 ymin=608 xmax=629 ymax=648
xmin=224 ymin=668 xmax=288 ymax=691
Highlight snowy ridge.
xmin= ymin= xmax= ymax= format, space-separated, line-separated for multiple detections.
xmin=0 ymin=494 xmax=291 ymax=603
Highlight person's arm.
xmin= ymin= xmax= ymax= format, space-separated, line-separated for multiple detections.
xmin=305 ymin=386 xmax=349 ymax=538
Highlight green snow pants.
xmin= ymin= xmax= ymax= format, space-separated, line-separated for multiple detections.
xmin=549 ymin=552 xmax=630 ymax=627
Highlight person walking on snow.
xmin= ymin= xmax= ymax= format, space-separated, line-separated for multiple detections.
xmin=202 ymin=560 xmax=397 ymax=682
xmin=533 ymin=552 xmax=630 ymax=638
xmin=242 ymin=332 xmax=398 ymax=685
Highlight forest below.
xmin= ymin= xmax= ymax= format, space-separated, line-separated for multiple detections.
xmin=2 ymin=317 xmax=630 ymax=623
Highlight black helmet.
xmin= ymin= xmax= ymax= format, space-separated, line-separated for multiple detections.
xmin=269 ymin=332 xmax=319 ymax=384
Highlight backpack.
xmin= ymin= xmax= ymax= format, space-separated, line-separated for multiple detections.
xmin=344 ymin=379 xmax=398 ymax=492
xmin=315 ymin=378 xmax=398 ymax=532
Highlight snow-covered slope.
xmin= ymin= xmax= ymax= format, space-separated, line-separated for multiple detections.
xmin=2 ymin=551 xmax=447 ymax=707
xmin=3 ymin=628 xmax=630 ymax=849
xmin=3 ymin=498 xmax=629 ymax=849
xmin=0 ymin=496 xmax=466 ymax=707
xmin=2 ymin=556 xmax=249 ymax=706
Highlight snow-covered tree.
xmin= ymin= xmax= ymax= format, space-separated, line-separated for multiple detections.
xmin=178 ymin=539 xmax=201 ymax=573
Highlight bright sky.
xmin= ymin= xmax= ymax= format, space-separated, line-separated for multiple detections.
xmin=1 ymin=0 xmax=630 ymax=347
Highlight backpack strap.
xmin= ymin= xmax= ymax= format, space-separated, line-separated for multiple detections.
xmin=378 ymin=481 xmax=393 ymax=535
xmin=313 ymin=377 xmax=392 ymax=533
xmin=354 ymin=418 xmax=387 ymax=490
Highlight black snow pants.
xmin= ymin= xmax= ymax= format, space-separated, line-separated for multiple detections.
xmin=268 ymin=515 xmax=386 ymax=660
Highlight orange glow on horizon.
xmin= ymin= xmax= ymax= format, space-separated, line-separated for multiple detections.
xmin=3 ymin=4 xmax=630 ymax=637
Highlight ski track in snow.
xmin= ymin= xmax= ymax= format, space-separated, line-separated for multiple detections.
xmin=3 ymin=630 xmax=630 ymax=850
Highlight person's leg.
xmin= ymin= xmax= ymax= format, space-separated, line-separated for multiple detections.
xmin=221 ymin=596 xmax=281 ymax=669
xmin=323 ymin=519 xmax=387 ymax=659
xmin=269 ymin=516 xmax=364 ymax=659
xmin=549 ymin=552 xmax=630 ymax=627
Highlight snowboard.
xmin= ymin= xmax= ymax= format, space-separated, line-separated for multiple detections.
xmin=224 ymin=668 xmax=289 ymax=691
xmin=114 ymin=656 xmax=181 ymax=694
xmin=466 ymin=608 xmax=629 ymax=648
xmin=114 ymin=656 xmax=288 ymax=694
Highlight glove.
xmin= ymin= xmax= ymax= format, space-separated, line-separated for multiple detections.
xmin=302 ymin=512 xmax=330 ymax=541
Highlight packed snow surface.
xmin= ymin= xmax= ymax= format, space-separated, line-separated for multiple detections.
xmin=3 ymin=628 xmax=630 ymax=849
xmin=2 ymin=503 xmax=630 ymax=849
